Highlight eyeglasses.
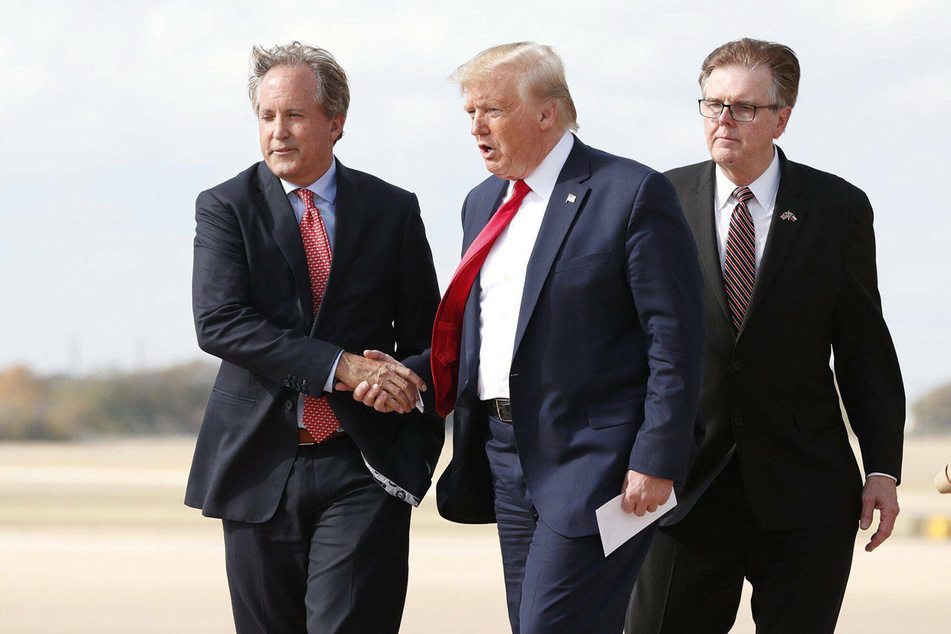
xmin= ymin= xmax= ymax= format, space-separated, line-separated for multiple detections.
xmin=698 ymin=100 xmax=777 ymax=122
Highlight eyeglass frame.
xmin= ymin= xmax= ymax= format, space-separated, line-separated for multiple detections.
xmin=698 ymin=99 xmax=779 ymax=122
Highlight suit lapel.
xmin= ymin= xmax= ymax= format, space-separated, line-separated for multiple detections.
xmin=314 ymin=160 xmax=368 ymax=336
xmin=741 ymin=148 xmax=804 ymax=335
xmin=255 ymin=163 xmax=314 ymax=331
xmin=681 ymin=161 xmax=732 ymax=325
xmin=512 ymin=139 xmax=591 ymax=357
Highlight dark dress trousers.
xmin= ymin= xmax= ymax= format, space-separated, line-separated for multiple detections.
xmin=628 ymin=148 xmax=905 ymax=634
xmin=437 ymin=137 xmax=706 ymax=634
xmin=185 ymin=160 xmax=443 ymax=633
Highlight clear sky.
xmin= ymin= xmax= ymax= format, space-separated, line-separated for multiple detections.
xmin=2 ymin=0 xmax=949 ymax=404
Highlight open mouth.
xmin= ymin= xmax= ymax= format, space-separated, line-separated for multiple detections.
xmin=479 ymin=142 xmax=495 ymax=158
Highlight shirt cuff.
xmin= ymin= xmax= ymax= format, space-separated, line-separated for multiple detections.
xmin=415 ymin=395 xmax=424 ymax=413
xmin=866 ymin=472 xmax=897 ymax=482
xmin=323 ymin=351 xmax=344 ymax=393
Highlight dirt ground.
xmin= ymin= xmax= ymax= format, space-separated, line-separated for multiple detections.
xmin=1 ymin=436 xmax=949 ymax=633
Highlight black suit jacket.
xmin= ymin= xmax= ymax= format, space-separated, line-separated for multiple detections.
xmin=437 ymin=137 xmax=706 ymax=537
xmin=662 ymin=147 xmax=904 ymax=531
xmin=185 ymin=160 xmax=443 ymax=522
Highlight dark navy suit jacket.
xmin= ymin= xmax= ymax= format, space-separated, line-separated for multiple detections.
xmin=436 ymin=137 xmax=706 ymax=538
xmin=186 ymin=160 xmax=443 ymax=522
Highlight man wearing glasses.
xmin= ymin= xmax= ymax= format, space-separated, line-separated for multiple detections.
xmin=627 ymin=38 xmax=905 ymax=634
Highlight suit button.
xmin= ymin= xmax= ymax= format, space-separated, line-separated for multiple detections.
xmin=732 ymin=361 xmax=743 ymax=370
xmin=733 ymin=417 xmax=743 ymax=427
xmin=284 ymin=400 xmax=294 ymax=411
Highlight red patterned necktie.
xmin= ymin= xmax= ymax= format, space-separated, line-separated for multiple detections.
xmin=431 ymin=179 xmax=532 ymax=417
xmin=724 ymin=186 xmax=756 ymax=332
xmin=295 ymin=188 xmax=341 ymax=442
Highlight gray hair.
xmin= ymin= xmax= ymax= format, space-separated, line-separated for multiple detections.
xmin=699 ymin=38 xmax=800 ymax=109
xmin=248 ymin=42 xmax=350 ymax=141
xmin=450 ymin=42 xmax=579 ymax=133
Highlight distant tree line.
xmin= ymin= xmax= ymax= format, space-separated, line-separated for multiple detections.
xmin=1 ymin=361 xmax=949 ymax=439
xmin=0 ymin=361 xmax=217 ymax=440
xmin=912 ymin=382 xmax=951 ymax=435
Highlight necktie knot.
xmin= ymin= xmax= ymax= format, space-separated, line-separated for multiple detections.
xmin=513 ymin=179 xmax=531 ymax=202
xmin=732 ymin=186 xmax=754 ymax=206
xmin=295 ymin=188 xmax=316 ymax=210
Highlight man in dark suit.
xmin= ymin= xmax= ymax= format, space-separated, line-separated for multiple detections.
xmin=627 ymin=38 xmax=905 ymax=634
xmin=185 ymin=42 xmax=443 ymax=634
xmin=429 ymin=42 xmax=705 ymax=634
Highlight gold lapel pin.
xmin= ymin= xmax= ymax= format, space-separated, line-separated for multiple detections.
xmin=566 ymin=193 xmax=577 ymax=204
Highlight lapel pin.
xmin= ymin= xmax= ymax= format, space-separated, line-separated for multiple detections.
xmin=780 ymin=211 xmax=798 ymax=222
xmin=566 ymin=193 xmax=577 ymax=204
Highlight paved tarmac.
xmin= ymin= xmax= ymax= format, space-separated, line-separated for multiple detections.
xmin=1 ymin=437 xmax=948 ymax=633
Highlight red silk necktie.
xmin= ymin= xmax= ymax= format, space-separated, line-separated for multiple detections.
xmin=295 ymin=188 xmax=342 ymax=442
xmin=724 ymin=186 xmax=756 ymax=332
xmin=431 ymin=180 xmax=532 ymax=417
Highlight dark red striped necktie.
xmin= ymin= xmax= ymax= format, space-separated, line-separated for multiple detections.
xmin=724 ymin=186 xmax=756 ymax=332
xmin=431 ymin=180 xmax=532 ymax=417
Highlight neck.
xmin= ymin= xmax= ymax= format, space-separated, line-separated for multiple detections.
xmin=518 ymin=129 xmax=567 ymax=180
xmin=718 ymin=147 xmax=773 ymax=187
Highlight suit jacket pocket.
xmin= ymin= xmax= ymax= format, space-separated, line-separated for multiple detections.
xmin=210 ymin=388 xmax=257 ymax=406
xmin=586 ymin=387 xmax=648 ymax=430
xmin=554 ymin=249 xmax=611 ymax=273
xmin=793 ymin=400 xmax=842 ymax=432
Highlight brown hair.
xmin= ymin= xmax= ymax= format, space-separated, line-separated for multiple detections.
xmin=699 ymin=38 xmax=800 ymax=108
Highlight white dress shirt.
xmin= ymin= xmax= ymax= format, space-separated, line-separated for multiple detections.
xmin=279 ymin=160 xmax=343 ymax=428
xmin=714 ymin=148 xmax=780 ymax=276
xmin=713 ymin=147 xmax=894 ymax=483
xmin=477 ymin=131 xmax=575 ymax=400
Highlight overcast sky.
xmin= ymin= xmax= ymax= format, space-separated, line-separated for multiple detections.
xmin=2 ymin=0 xmax=949 ymax=404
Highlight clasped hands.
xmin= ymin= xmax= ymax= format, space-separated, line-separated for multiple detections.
xmin=334 ymin=350 xmax=426 ymax=414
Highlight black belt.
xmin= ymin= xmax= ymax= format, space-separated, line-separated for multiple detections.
xmin=485 ymin=398 xmax=513 ymax=423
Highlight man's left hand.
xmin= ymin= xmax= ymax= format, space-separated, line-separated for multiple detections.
xmin=861 ymin=474 xmax=900 ymax=552
xmin=621 ymin=470 xmax=673 ymax=517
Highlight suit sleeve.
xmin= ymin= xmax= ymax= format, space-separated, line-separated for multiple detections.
xmin=394 ymin=194 xmax=441 ymax=411
xmin=832 ymin=195 xmax=905 ymax=482
xmin=624 ymin=171 xmax=706 ymax=482
xmin=192 ymin=190 xmax=342 ymax=390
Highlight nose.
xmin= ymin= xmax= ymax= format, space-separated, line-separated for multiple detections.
xmin=716 ymin=107 xmax=735 ymax=126
xmin=470 ymin=111 xmax=487 ymax=137
xmin=273 ymin=114 xmax=291 ymax=139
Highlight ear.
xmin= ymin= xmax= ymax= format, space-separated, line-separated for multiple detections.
xmin=538 ymin=99 xmax=559 ymax=132
xmin=330 ymin=114 xmax=346 ymax=142
xmin=773 ymin=106 xmax=792 ymax=139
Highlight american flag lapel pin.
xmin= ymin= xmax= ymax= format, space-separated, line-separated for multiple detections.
xmin=780 ymin=210 xmax=798 ymax=222
xmin=566 ymin=193 xmax=576 ymax=204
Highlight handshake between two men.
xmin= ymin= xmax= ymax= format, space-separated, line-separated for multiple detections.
xmin=333 ymin=350 xmax=426 ymax=415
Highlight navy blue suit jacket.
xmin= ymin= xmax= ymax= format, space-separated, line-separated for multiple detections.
xmin=436 ymin=137 xmax=706 ymax=537
xmin=186 ymin=160 xmax=443 ymax=522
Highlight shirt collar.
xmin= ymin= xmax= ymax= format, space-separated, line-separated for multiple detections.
xmin=280 ymin=157 xmax=337 ymax=205
xmin=715 ymin=147 xmax=781 ymax=211
xmin=519 ymin=131 xmax=575 ymax=202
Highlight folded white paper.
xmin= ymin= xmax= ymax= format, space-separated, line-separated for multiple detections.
xmin=595 ymin=490 xmax=677 ymax=556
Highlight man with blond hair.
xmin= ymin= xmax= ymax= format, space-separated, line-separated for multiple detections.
xmin=186 ymin=42 xmax=443 ymax=633
xmin=627 ymin=38 xmax=904 ymax=634
xmin=430 ymin=42 xmax=705 ymax=634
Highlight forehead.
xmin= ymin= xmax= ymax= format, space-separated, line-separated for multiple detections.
xmin=463 ymin=72 xmax=522 ymax=107
xmin=259 ymin=65 xmax=318 ymax=105
xmin=704 ymin=65 xmax=773 ymax=103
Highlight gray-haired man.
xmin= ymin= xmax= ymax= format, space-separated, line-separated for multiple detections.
xmin=185 ymin=42 xmax=443 ymax=633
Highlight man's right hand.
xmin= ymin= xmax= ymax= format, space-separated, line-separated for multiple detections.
xmin=334 ymin=350 xmax=426 ymax=414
